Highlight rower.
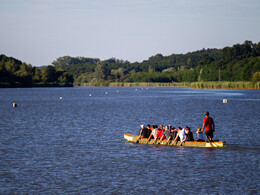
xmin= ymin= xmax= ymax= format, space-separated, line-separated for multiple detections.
xmin=183 ymin=127 xmax=194 ymax=141
xmin=147 ymin=125 xmax=158 ymax=142
xmin=173 ymin=127 xmax=186 ymax=143
xmin=137 ymin=125 xmax=150 ymax=140
xmin=153 ymin=125 xmax=164 ymax=144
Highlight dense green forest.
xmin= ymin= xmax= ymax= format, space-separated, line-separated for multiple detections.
xmin=0 ymin=55 xmax=74 ymax=87
xmin=52 ymin=40 xmax=260 ymax=85
xmin=1 ymin=40 xmax=260 ymax=88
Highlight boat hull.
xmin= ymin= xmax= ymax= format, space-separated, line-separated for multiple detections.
xmin=124 ymin=134 xmax=226 ymax=148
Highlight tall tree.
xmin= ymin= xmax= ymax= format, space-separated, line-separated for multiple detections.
xmin=94 ymin=61 xmax=110 ymax=80
xmin=42 ymin=65 xmax=57 ymax=83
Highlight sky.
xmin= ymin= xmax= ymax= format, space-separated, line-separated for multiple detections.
xmin=0 ymin=0 xmax=260 ymax=66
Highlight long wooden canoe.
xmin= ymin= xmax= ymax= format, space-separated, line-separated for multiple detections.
xmin=124 ymin=134 xmax=226 ymax=148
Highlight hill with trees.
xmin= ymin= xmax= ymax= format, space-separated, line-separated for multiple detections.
xmin=51 ymin=40 xmax=260 ymax=85
xmin=0 ymin=55 xmax=73 ymax=87
xmin=1 ymin=40 xmax=260 ymax=88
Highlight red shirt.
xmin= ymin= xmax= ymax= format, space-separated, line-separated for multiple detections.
xmin=204 ymin=116 xmax=214 ymax=131
xmin=157 ymin=129 xmax=164 ymax=138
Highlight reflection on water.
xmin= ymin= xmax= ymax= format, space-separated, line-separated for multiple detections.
xmin=0 ymin=87 xmax=259 ymax=194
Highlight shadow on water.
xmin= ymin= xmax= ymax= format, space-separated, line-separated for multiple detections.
xmin=125 ymin=140 xmax=260 ymax=152
xmin=225 ymin=145 xmax=260 ymax=152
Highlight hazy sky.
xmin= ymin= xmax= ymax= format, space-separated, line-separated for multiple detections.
xmin=0 ymin=0 xmax=259 ymax=66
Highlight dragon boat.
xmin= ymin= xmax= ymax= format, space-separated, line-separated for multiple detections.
xmin=124 ymin=134 xmax=226 ymax=148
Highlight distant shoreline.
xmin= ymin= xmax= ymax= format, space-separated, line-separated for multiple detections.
xmin=74 ymin=81 xmax=260 ymax=89
xmin=1 ymin=81 xmax=259 ymax=89
xmin=0 ymin=82 xmax=73 ymax=88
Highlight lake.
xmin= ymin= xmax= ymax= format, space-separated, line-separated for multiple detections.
xmin=0 ymin=87 xmax=259 ymax=194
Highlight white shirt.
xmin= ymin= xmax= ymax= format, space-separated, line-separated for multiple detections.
xmin=179 ymin=128 xmax=186 ymax=142
xmin=152 ymin=129 xmax=158 ymax=139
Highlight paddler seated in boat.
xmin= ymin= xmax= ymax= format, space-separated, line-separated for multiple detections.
xmin=173 ymin=127 xmax=186 ymax=143
xmin=183 ymin=127 xmax=194 ymax=141
xmin=153 ymin=125 xmax=165 ymax=144
xmin=158 ymin=125 xmax=170 ymax=143
xmin=147 ymin=125 xmax=158 ymax=143
xmin=159 ymin=125 xmax=176 ymax=143
xmin=169 ymin=124 xmax=176 ymax=130
xmin=168 ymin=127 xmax=179 ymax=141
xmin=195 ymin=128 xmax=204 ymax=141
xmin=146 ymin=124 xmax=152 ymax=137
xmin=137 ymin=124 xmax=150 ymax=140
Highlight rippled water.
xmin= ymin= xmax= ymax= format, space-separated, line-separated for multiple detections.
xmin=0 ymin=87 xmax=259 ymax=194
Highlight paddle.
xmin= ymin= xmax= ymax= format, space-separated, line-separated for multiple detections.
xmin=136 ymin=135 xmax=142 ymax=143
xmin=171 ymin=141 xmax=177 ymax=146
xmin=136 ymin=127 xmax=143 ymax=143
xmin=152 ymin=139 xmax=157 ymax=144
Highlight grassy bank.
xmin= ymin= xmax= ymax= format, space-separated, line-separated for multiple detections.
xmin=74 ymin=81 xmax=260 ymax=89
xmin=74 ymin=82 xmax=176 ymax=87
xmin=109 ymin=82 xmax=176 ymax=87
xmin=180 ymin=81 xmax=260 ymax=89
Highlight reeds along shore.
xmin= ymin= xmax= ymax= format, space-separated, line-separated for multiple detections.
xmin=184 ymin=81 xmax=260 ymax=89
xmin=74 ymin=81 xmax=260 ymax=89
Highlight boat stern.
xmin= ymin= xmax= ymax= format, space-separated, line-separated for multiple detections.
xmin=205 ymin=141 xmax=226 ymax=147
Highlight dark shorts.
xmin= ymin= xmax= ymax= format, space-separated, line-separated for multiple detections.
xmin=205 ymin=130 xmax=214 ymax=138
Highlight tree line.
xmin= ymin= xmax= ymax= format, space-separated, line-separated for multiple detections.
xmin=52 ymin=40 xmax=260 ymax=85
xmin=1 ymin=40 xmax=260 ymax=87
xmin=0 ymin=55 xmax=73 ymax=87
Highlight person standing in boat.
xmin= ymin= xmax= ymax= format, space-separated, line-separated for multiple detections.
xmin=202 ymin=111 xmax=215 ymax=141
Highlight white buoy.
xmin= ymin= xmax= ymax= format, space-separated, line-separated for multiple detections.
xmin=89 ymin=94 xmax=92 ymax=97
xmin=116 ymin=90 xmax=119 ymax=93
xmin=223 ymin=99 xmax=227 ymax=103
xmin=60 ymin=97 xmax=63 ymax=100
xmin=105 ymin=92 xmax=108 ymax=95
xmin=13 ymin=103 xmax=17 ymax=107
xmin=135 ymin=89 xmax=138 ymax=91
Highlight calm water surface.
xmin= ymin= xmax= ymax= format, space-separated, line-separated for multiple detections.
xmin=0 ymin=87 xmax=259 ymax=194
